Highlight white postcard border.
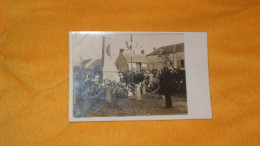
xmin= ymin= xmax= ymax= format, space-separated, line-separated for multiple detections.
xmin=69 ymin=31 xmax=212 ymax=122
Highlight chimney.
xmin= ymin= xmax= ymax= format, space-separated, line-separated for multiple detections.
xmin=120 ymin=49 xmax=124 ymax=55
xmin=141 ymin=50 xmax=145 ymax=55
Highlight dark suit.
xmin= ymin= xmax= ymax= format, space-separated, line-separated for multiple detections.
xmin=159 ymin=68 xmax=177 ymax=108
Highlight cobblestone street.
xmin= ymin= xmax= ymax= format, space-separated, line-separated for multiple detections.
xmin=75 ymin=93 xmax=187 ymax=117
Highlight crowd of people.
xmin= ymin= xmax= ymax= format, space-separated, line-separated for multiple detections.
xmin=119 ymin=67 xmax=186 ymax=93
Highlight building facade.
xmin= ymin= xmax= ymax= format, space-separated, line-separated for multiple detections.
xmin=146 ymin=43 xmax=185 ymax=71
xmin=115 ymin=49 xmax=147 ymax=73
xmin=115 ymin=43 xmax=185 ymax=72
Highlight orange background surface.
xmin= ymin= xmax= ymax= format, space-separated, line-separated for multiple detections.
xmin=0 ymin=0 xmax=259 ymax=145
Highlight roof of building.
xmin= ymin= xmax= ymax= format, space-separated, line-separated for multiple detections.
xmin=84 ymin=59 xmax=102 ymax=70
xmin=123 ymin=53 xmax=147 ymax=63
xmin=146 ymin=43 xmax=184 ymax=56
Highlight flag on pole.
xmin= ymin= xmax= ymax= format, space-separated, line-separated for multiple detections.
xmin=125 ymin=41 xmax=129 ymax=49
xmin=135 ymin=42 xmax=138 ymax=48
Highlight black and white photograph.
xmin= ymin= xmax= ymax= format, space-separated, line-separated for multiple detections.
xmin=69 ymin=32 xmax=211 ymax=121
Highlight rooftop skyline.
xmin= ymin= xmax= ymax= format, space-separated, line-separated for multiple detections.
xmin=71 ymin=33 xmax=184 ymax=66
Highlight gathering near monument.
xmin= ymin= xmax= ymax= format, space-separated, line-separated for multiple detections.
xmin=73 ymin=33 xmax=187 ymax=117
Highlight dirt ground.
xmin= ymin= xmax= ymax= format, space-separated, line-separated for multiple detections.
xmin=74 ymin=92 xmax=187 ymax=117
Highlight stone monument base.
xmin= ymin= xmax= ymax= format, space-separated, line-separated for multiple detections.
xmin=101 ymin=60 xmax=120 ymax=82
xmin=101 ymin=71 xmax=120 ymax=82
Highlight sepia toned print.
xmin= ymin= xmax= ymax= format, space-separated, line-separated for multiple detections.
xmin=69 ymin=32 xmax=211 ymax=121
xmin=71 ymin=32 xmax=187 ymax=118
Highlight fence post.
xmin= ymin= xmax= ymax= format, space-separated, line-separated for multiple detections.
xmin=142 ymin=82 xmax=146 ymax=95
xmin=162 ymin=95 xmax=165 ymax=100
xmin=106 ymin=86 xmax=111 ymax=103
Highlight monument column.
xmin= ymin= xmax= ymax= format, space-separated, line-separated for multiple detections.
xmin=100 ymin=34 xmax=120 ymax=82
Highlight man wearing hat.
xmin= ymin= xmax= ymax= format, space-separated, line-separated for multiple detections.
xmin=159 ymin=66 xmax=177 ymax=109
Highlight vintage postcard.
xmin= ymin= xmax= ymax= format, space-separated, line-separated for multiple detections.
xmin=69 ymin=32 xmax=211 ymax=122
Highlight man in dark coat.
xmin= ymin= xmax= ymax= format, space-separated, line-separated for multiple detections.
xmin=159 ymin=67 xmax=177 ymax=109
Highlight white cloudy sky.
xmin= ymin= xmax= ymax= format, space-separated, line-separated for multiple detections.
xmin=71 ymin=32 xmax=184 ymax=65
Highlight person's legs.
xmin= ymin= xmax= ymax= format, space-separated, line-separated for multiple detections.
xmin=164 ymin=94 xmax=172 ymax=108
